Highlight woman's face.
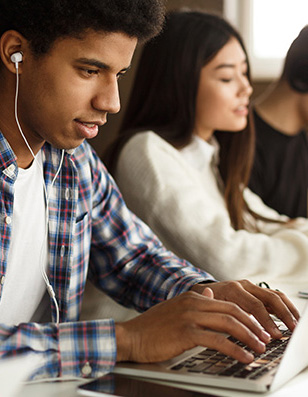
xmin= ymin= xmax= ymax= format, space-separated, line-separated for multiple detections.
xmin=194 ymin=37 xmax=253 ymax=141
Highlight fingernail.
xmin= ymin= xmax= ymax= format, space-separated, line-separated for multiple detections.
xmin=244 ymin=351 xmax=254 ymax=362
xmin=257 ymin=340 xmax=266 ymax=351
xmin=273 ymin=328 xmax=282 ymax=338
xmin=261 ymin=330 xmax=271 ymax=342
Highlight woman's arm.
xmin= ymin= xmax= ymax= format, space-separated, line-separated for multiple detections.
xmin=115 ymin=132 xmax=308 ymax=283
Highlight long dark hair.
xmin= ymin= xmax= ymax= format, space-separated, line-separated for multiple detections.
xmin=281 ymin=25 xmax=308 ymax=93
xmin=105 ymin=10 xmax=255 ymax=230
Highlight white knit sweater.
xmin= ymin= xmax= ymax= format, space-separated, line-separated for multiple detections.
xmin=115 ymin=131 xmax=308 ymax=283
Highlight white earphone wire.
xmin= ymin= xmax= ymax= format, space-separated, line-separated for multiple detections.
xmin=13 ymin=61 xmax=63 ymax=325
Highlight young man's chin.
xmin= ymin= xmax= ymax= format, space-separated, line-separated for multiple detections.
xmin=51 ymin=138 xmax=85 ymax=151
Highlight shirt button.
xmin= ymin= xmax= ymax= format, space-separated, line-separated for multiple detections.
xmin=5 ymin=216 xmax=12 ymax=225
xmin=60 ymin=245 xmax=65 ymax=257
xmin=7 ymin=164 xmax=15 ymax=173
xmin=81 ymin=362 xmax=92 ymax=377
xmin=65 ymin=188 xmax=70 ymax=200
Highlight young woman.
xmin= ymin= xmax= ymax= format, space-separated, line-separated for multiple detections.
xmin=104 ymin=10 xmax=308 ymax=283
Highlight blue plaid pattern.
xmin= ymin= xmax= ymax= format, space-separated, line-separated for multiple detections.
xmin=0 ymin=132 xmax=214 ymax=378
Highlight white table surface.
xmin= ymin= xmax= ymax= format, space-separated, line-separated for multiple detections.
xmin=17 ymin=280 xmax=308 ymax=397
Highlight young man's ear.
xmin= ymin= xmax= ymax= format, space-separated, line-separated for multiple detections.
xmin=0 ymin=30 xmax=27 ymax=74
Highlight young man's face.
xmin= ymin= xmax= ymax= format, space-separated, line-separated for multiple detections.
xmin=18 ymin=30 xmax=137 ymax=150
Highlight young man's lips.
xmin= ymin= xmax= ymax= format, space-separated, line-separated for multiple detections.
xmin=75 ymin=120 xmax=101 ymax=139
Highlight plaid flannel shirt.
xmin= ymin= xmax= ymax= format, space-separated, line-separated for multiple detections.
xmin=0 ymin=131 xmax=214 ymax=379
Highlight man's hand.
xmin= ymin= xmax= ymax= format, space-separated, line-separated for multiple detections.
xmin=115 ymin=288 xmax=272 ymax=365
xmin=191 ymin=279 xmax=299 ymax=339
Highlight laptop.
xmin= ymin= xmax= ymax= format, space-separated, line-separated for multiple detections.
xmin=114 ymin=303 xmax=308 ymax=393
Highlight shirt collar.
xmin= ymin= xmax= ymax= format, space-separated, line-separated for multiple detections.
xmin=0 ymin=131 xmax=18 ymax=177
xmin=0 ymin=131 xmax=75 ymax=177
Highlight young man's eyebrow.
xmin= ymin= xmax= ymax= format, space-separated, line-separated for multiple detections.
xmin=76 ymin=58 xmax=131 ymax=73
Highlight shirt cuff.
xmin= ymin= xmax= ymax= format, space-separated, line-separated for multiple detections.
xmin=59 ymin=319 xmax=116 ymax=378
xmin=167 ymin=274 xmax=217 ymax=300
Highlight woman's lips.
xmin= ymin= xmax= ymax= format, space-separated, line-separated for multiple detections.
xmin=234 ymin=105 xmax=249 ymax=116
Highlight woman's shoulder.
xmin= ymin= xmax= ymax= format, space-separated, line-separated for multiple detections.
xmin=118 ymin=130 xmax=193 ymax=176
xmin=122 ymin=130 xmax=180 ymax=158
xmin=125 ymin=130 xmax=172 ymax=148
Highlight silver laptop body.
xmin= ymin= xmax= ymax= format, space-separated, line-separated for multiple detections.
xmin=114 ymin=304 xmax=308 ymax=393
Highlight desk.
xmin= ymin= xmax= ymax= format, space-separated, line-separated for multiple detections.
xmin=16 ymin=379 xmax=85 ymax=397
xmin=17 ymin=280 xmax=308 ymax=397
xmin=18 ymin=370 xmax=308 ymax=397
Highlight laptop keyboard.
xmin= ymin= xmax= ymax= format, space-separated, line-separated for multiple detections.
xmin=170 ymin=329 xmax=291 ymax=380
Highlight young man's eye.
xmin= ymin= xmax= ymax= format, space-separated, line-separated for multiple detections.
xmin=117 ymin=72 xmax=126 ymax=81
xmin=79 ymin=68 xmax=99 ymax=77
xmin=86 ymin=69 xmax=99 ymax=75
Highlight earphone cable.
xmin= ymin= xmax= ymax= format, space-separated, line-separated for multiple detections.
xmin=14 ymin=62 xmax=62 ymax=325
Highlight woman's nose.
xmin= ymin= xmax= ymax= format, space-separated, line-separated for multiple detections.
xmin=239 ymin=77 xmax=253 ymax=98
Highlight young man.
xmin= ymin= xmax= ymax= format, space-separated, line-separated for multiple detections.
xmin=0 ymin=0 xmax=299 ymax=380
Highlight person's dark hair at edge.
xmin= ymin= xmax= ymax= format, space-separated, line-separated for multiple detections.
xmin=104 ymin=9 xmax=255 ymax=230
xmin=0 ymin=0 xmax=165 ymax=56
xmin=281 ymin=25 xmax=308 ymax=93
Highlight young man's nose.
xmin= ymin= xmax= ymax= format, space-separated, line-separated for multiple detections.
xmin=92 ymin=80 xmax=121 ymax=114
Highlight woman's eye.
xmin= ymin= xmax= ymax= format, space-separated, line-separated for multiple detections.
xmin=220 ymin=78 xmax=232 ymax=83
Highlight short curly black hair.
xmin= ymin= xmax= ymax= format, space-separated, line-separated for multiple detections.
xmin=0 ymin=0 xmax=165 ymax=55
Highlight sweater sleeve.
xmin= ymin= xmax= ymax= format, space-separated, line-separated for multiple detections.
xmin=115 ymin=132 xmax=308 ymax=284
xmin=88 ymin=149 xmax=213 ymax=311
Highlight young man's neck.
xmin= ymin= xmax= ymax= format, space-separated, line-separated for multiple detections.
xmin=0 ymin=78 xmax=43 ymax=168
xmin=0 ymin=115 xmax=44 ymax=169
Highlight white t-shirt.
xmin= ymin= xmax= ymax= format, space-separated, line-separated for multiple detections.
xmin=0 ymin=151 xmax=49 ymax=324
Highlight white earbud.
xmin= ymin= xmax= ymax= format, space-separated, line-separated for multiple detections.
xmin=11 ymin=52 xmax=23 ymax=67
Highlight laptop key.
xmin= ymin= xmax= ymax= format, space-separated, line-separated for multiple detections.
xmin=203 ymin=365 xmax=225 ymax=374
xmin=234 ymin=369 xmax=254 ymax=378
xmin=188 ymin=362 xmax=213 ymax=373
